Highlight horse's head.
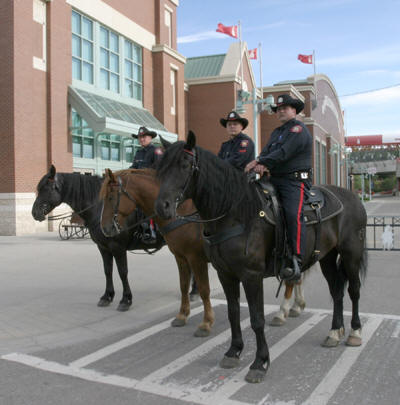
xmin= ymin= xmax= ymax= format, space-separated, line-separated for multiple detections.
xmin=155 ymin=131 xmax=198 ymax=220
xmin=32 ymin=165 xmax=63 ymax=221
xmin=99 ymin=168 xmax=138 ymax=237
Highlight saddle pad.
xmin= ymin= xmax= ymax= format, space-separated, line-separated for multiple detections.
xmin=303 ymin=185 xmax=343 ymax=225
xmin=258 ymin=184 xmax=343 ymax=226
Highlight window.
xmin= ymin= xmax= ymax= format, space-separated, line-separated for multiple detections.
xmin=124 ymin=39 xmax=143 ymax=100
xmin=72 ymin=11 xmax=94 ymax=84
xmin=165 ymin=9 xmax=172 ymax=47
xmin=100 ymin=134 xmax=121 ymax=161
xmin=71 ymin=110 xmax=94 ymax=158
xmin=71 ymin=11 xmax=143 ymax=101
xmin=321 ymin=144 xmax=327 ymax=184
xmin=314 ymin=140 xmax=321 ymax=184
xmin=99 ymin=27 xmax=120 ymax=92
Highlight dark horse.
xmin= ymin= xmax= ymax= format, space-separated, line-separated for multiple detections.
xmin=99 ymin=168 xmax=214 ymax=336
xmin=32 ymin=165 xmax=164 ymax=311
xmin=155 ymin=132 xmax=367 ymax=383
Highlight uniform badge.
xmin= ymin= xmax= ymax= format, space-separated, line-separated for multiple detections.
xmin=278 ymin=97 xmax=283 ymax=103
xmin=155 ymin=148 xmax=163 ymax=155
xmin=229 ymin=112 xmax=235 ymax=118
xmin=290 ymin=125 xmax=303 ymax=133
xmin=240 ymin=140 xmax=248 ymax=147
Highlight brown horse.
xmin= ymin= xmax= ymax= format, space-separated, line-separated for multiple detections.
xmin=99 ymin=168 xmax=214 ymax=337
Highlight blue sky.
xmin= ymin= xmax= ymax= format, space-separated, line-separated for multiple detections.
xmin=177 ymin=0 xmax=400 ymax=137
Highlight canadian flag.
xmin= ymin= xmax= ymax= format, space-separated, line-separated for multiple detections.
xmin=298 ymin=54 xmax=313 ymax=64
xmin=216 ymin=23 xmax=238 ymax=39
xmin=248 ymin=48 xmax=257 ymax=60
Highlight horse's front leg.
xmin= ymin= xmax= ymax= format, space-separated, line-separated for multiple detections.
xmin=218 ymin=271 xmax=243 ymax=369
xmin=289 ymin=276 xmax=306 ymax=317
xmin=171 ymin=255 xmax=191 ymax=327
xmin=97 ymin=246 xmax=115 ymax=307
xmin=242 ymin=275 xmax=270 ymax=383
xmin=114 ymin=252 xmax=133 ymax=311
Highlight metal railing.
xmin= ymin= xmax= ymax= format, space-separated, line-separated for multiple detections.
xmin=366 ymin=216 xmax=400 ymax=251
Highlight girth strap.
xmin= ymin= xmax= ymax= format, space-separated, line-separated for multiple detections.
xmin=159 ymin=218 xmax=192 ymax=235
xmin=202 ymin=224 xmax=245 ymax=247
xmin=310 ymin=203 xmax=322 ymax=263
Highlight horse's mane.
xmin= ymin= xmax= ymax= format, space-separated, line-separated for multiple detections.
xmin=57 ymin=173 xmax=103 ymax=211
xmin=157 ymin=141 xmax=262 ymax=224
xmin=99 ymin=168 xmax=157 ymax=200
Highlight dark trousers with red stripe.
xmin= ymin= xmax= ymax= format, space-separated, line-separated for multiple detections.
xmin=270 ymin=176 xmax=311 ymax=259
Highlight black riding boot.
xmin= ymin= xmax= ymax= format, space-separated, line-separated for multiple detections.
xmin=280 ymin=255 xmax=302 ymax=281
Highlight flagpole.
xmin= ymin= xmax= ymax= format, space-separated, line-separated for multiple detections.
xmin=259 ymin=43 xmax=263 ymax=94
xmin=239 ymin=20 xmax=244 ymax=90
xmin=313 ymin=49 xmax=318 ymax=109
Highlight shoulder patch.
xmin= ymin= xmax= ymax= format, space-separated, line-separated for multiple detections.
xmin=240 ymin=140 xmax=249 ymax=147
xmin=290 ymin=125 xmax=303 ymax=133
xmin=155 ymin=148 xmax=163 ymax=155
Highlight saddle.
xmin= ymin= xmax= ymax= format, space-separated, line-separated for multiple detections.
xmin=255 ymin=178 xmax=344 ymax=276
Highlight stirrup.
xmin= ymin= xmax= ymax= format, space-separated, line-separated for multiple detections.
xmin=279 ymin=256 xmax=301 ymax=281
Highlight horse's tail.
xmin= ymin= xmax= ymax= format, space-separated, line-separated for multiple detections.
xmin=358 ymin=241 xmax=368 ymax=285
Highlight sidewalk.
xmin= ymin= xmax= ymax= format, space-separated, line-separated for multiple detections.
xmin=0 ymin=232 xmax=222 ymax=355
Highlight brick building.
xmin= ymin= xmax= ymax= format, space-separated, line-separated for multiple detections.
xmin=0 ymin=0 xmax=185 ymax=235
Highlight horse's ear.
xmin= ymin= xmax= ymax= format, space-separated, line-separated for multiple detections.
xmin=184 ymin=130 xmax=196 ymax=150
xmin=159 ymin=135 xmax=172 ymax=150
xmin=106 ymin=168 xmax=116 ymax=183
xmin=49 ymin=164 xmax=56 ymax=179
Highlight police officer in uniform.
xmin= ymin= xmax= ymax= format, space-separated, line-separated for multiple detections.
xmin=130 ymin=126 xmax=163 ymax=169
xmin=245 ymin=94 xmax=312 ymax=281
xmin=130 ymin=126 xmax=163 ymax=243
xmin=218 ymin=111 xmax=255 ymax=171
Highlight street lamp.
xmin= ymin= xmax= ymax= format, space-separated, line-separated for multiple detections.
xmin=236 ymin=89 xmax=275 ymax=156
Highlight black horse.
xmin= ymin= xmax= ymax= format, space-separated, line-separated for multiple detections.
xmin=155 ymin=132 xmax=368 ymax=383
xmin=32 ymin=165 xmax=164 ymax=311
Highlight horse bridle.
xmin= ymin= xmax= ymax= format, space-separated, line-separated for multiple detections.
xmin=109 ymin=175 xmax=139 ymax=233
xmin=174 ymin=147 xmax=226 ymax=223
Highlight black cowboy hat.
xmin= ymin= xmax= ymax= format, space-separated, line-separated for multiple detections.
xmin=132 ymin=126 xmax=157 ymax=139
xmin=220 ymin=111 xmax=248 ymax=130
xmin=271 ymin=94 xmax=304 ymax=114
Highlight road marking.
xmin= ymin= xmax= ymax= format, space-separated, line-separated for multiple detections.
xmin=206 ymin=313 xmax=327 ymax=405
xmin=391 ymin=320 xmax=400 ymax=338
xmin=69 ymin=304 xmax=206 ymax=368
xmin=300 ymin=316 xmax=383 ymax=405
xmin=0 ymin=302 xmax=394 ymax=405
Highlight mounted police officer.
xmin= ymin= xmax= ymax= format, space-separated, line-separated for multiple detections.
xmin=218 ymin=111 xmax=255 ymax=171
xmin=130 ymin=126 xmax=163 ymax=243
xmin=245 ymin=94 xmax=312 ymax=281
xmin=130 ymin=126 xmax=163 ymax=169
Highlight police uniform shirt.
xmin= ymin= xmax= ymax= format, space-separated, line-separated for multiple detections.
xmin=130 ymin=144 xmax=163 ymax=169
xmin=257 ymin=119 xmax=312 ymax=175
xmin=217 ymin=133 xmax=255 ymax=171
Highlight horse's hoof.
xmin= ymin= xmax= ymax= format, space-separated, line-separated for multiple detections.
xmin=245 ymin=368 xmax=266 ymax=383
xmin=220 ymin=356 xmax=240 ymax=369
xmin=97 ymin=298 xmax=112 ymax=307
xmin=321 ymin=336 xmax=340 ymax=347
xmin=117 ymin=302 xmax=131 ymax=312
xmin=194 ymin=327 xmax=210 ymax=337
xmin=171 ymin=317 xmax=186 ymax=327
xmin=269 ymin=316 xmax=286 ymax=326
xmin=289 ymin=308 xmax=301 ymax=317
xmin=189 ymin=293 xmax=200 ymax=302
xmin=345 ymin=335 xmax=362 ymax=346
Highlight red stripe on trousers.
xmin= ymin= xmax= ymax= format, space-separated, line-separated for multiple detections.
xmin=296 ymin=182 xmax=305 ymax=255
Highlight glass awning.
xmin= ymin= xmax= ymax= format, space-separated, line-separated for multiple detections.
xmin=68 ymin=86 xmax=177 ymax=141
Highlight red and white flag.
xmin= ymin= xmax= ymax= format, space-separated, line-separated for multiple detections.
xmin=248 ymin=48 xmax=257 ymax=60
xmin=298 ymin=54 xmax=313 ymax=64
xmin=216 ymin=23 xmax=238 ymax=39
